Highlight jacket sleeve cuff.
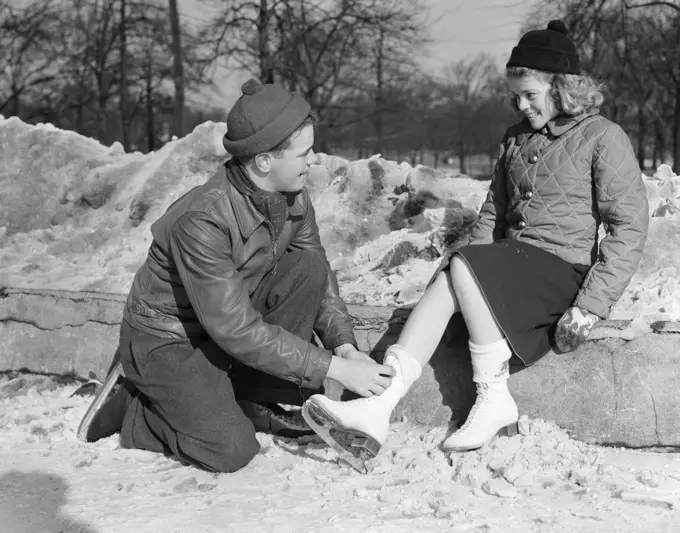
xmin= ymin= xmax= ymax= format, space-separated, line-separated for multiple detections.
xmin=572 ymin=293 xmax=610 ymax=320
xmin=301 ymin=346 xmax=333 ymax=389
xmin=322 ymin=331 xmax=358 ymax=352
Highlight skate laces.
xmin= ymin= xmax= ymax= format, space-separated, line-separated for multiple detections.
xmin=458 ymin=383 xmax=490 ymax=432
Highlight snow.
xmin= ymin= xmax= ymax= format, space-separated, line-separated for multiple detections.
xmin=1 ymin=115 xmax=679 ymax=321
xmin=2 ymin=116 xmax=680 ymax=530
xmin=2 ymin=373 xmax=680 ymax=532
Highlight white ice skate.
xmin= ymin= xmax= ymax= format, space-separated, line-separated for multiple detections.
xmin=302 ymin=345 xmax=421 ymax=471
xmin=443 ymin=342 xmax=519 ymax=452
xmin=442 ymin=380 xmax=519 ymax=452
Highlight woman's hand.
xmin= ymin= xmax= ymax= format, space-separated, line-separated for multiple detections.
xmin=554 ymin=306 xmax=600 ymax=353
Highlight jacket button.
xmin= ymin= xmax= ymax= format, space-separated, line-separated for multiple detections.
xmin=523 ymin=191 xmax=533 ymax=200
xmin=517 ymin=220 xmax=526 ymax=229
xmin=529 ymin=155 xmax=538 ymax=163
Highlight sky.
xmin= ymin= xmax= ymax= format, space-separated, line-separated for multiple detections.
xmin=182 ymin=0 xmax=536 ymax=108
xmin=425 ymin=0 xmax=534 ymax=71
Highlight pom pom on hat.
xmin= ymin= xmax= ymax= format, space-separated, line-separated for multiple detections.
xmin=547 ymin=19 xmax=568 ymax=35
xmin=241 ymin=78 xmax=263 ymax=95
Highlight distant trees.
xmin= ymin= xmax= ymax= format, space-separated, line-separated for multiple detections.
xmin=0 ymin=1 xmax=61 ymax=117
xmin=200 ymin=0 xmax=430 ymax=153
xmin=327 ymin=54 xmax=516 ymax=171
xmin=0 ymin=0 xmax=525 ymax=173
xmin=168 ymin=0 xmax=185 ymax=140
xmin=1 ymin=0 xmax=678 ymax=173
xmin=0 ymin=0 xmax=209 ymax=152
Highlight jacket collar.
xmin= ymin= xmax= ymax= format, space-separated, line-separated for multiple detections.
xmin=218 ymin=162 xmax=306 ymax=239
xmin=514 ymin=109 xmax=600 ymax=147
xmin=516 ymin=109 xmax=600 ymax=137
xmin=546 ymin=109 xmax=600 ymax=137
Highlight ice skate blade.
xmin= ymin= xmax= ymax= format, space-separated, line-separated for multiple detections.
xmin=301 ymin=402 xmax=370 ymax=474
xmin=500 ymin=422 xmax=518 ymax=438
xmin=76 ymin=361 xmax=125 ymax=443
xmin=304 ymin=400 xmax=381 ymax=459
xmin=348 ymin=435 xmax=381 ymax=457
xmin=444 ymin=422 xmax=519 ymax=453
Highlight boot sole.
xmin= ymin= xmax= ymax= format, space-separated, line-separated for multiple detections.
xmin=301 ymin=401 xmax=378 ymax=473
xmin=76 ymin=360 xmax=125 ymax=443
xmin=443 ymin=422 xmax=519 ymax=453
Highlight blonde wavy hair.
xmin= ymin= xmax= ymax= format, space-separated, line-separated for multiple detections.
xmin=506 ymin=66 xmax=605 ymax=116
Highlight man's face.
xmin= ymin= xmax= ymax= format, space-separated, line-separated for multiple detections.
xmin=267 ymin=125 xmax=316 ymax=193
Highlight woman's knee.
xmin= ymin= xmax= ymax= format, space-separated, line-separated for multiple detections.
xmin=449 ymin=255 xmax=476 ymax=294
xmin=449 ymin=255 xmax=467 ymax=281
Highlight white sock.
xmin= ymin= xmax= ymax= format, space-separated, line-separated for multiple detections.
xmin=469 ymin=339 xmax=512 ymax=383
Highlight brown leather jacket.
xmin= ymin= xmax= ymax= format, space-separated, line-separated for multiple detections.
xmin=123 ymin=163 xmax=356 ymax=389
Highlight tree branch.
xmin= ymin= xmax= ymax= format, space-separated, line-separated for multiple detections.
xmin=625 ymin=1 xmax=680 ymax=12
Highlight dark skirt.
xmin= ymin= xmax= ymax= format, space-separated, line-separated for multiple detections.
xmin=450 ymin=239 xmax=588 ymax=366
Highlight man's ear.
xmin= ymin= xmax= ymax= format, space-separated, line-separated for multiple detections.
xmin=253 ymin=153 xmax=271 ymax=173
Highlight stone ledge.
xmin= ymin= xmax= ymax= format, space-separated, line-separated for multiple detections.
xmin=0 ymin=287 xmax=125 ymax=330
xmin=1 ymin=287 xmax=679 ymax=448
xmin=3 ymin=286 xmax=678 ymax=336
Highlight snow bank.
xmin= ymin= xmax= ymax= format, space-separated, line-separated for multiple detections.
xmin=0 ymin=116 xmax=678 ymax=320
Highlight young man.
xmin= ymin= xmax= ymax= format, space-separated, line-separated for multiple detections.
xmin=78 ymin=79 xmax=394 ymax=473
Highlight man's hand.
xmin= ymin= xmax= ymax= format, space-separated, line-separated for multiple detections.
xmin=326 ymin=357 xmax=395 ymax=398
xmin=333 ymin=343 xmax=373 ymax=363
xmin=554 ymin=306 xmax=600 ymax=353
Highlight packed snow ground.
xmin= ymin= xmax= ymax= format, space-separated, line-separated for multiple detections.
xmin=2 ymin=374 xmax=680 ymax=532
xmin=2 ymin=117 xmax=680 ymax=532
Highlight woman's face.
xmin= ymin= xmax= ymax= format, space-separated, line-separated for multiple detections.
xmin=508 ymin=75 xmax=559 ymax=130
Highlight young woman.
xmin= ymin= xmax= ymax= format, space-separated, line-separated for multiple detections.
xmin=302 ymin=20 xmax=649 ymax=464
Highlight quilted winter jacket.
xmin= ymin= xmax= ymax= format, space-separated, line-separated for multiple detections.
xmin=122 ymin=163 xmax=357 ymax=390
xmin=468 ymin=110 xmax=649 ymax=319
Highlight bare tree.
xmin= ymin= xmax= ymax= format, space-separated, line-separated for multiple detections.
xmin=199 ymin=0 xmax=429 ymax=152
xmin=168 ymin=0 xmax=185 ymax=138
xmin=119 ymin=0 xmax=131 ymax=149
xmin=626 ymin=0 xmax=680 ymax=171
xmin=199 ymin=0 xmax=276 ymax=83
xmin=626 ymin=1 xmax=679 ymax=10
xmin=0 ymin=0 xmax=61 ymax=117
xmin=356 ymin=0 xmax=429 ymax=155
xmin=439 ymin=55 xmax=499 ymax=175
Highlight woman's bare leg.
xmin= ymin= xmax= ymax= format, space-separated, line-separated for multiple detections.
xmin=396 ymin=270 xmax=460 ymax=366
xmin=302 ymin=252 xmax=517 ymax=460
xmin=448 ymin=255 xmax=504 ymax=344
xmin=442 ymin=255 xmax=518 ymax=451
xmin=397 ymin=254 xmax=504 ymax=365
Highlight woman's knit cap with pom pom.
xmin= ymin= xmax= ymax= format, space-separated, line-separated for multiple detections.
xmin=506 ymin=19 xmax=581 ymax=75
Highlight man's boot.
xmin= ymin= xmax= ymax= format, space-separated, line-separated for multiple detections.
xmin=442 ymin=339 xmax=519 ymax=452
xmin=77 ymin=361 xmax=135 ymax=442
xmin=302 ymin=345 xmax=422 ymax=462
xmin=237 ymin=400 xmax=314 ymax=438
